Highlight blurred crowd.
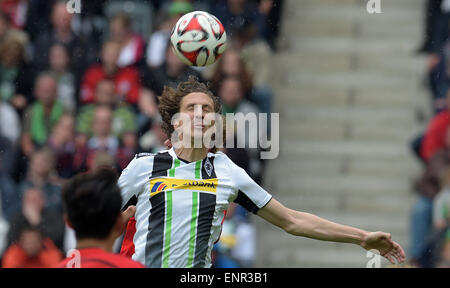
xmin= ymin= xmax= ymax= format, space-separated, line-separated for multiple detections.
xmin=0 ymin=0 xmax=283 ymax=268
xmin=410 ymin=0 xmax=450 ymax=268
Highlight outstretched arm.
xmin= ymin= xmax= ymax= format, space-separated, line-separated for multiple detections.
xmin=257 ymin=198 xmax=405 ymax=264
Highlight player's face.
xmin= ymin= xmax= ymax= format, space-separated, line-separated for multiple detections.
xmin=178 ymin=92 xmax=215 ymax=144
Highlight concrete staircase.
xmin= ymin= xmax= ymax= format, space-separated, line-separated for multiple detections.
xmin=255 ymin=0 xmax=429 ymax=267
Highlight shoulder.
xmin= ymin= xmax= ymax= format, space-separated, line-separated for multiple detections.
xmin=111 ymin=254 xmax=145 ymax=268
xmin=94 ymin=251 xmax=145 ymax=268
xmin=120 ymin=152 xmax=156 ymax=176
xmin=134 ymin=151 xmax=157 ymax=159
xmin=208 ymin=151 xmax=239 ymax=170
xmin=208 ymin=151 xmax=228 ymax=161
xmin=130 ymin=150 xmax=172 ymax=166
xmin=87 ymin=250 xmax=145 ymax=268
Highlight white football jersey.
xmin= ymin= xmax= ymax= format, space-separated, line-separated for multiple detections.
xmin=118 ymin=147 xmax=272 ymax=268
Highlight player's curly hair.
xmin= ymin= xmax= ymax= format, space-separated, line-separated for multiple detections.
xmin=158 ymin=76 xmax=222 ymax=138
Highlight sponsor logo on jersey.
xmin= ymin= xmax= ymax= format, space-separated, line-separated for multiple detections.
xmin=149 ymin=178 xmax=218 ymax=197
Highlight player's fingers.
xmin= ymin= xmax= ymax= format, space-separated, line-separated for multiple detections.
xmin=391 ymin=242 xmax=405 ymax=263
xmin=397 ymin=244 xmax=406 ymax=259
xmin=385 ymin=253 xmax=395 ymax=264
xmin=164 ymin=139 xmax=173 ymax=149
xmin=391 ymin=251 xmax=402 ymax=264
xmin=390 ymin=246 xmax=404 ymax=264
xmin=122 ymin=205 xmax=136 ymax=221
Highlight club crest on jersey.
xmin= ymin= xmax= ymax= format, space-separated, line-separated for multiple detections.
xmin=204 ymin=158 xmax=213 ymax=177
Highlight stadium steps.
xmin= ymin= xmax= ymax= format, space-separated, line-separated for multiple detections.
xmin=256 ymin=0 xmax=428 ymax=267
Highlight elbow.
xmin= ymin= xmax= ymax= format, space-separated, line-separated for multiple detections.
xmin=282 ymin=214 xmax=299 ymax=235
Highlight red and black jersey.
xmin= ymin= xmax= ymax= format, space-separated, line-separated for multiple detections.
xmin=80 ymin=65 xmax=141 ymax=105
xmin=56 ymin=247 xmax=145 ymax=268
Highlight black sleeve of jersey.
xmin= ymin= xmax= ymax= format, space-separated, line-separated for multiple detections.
xmin=121 ymin=195 xmax=137 ymax=211
xmin=233 ymin=190 xmax=259 ymax=214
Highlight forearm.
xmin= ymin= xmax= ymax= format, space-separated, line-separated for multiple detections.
xmin=285 ymin=209 xmax=368 ymax=245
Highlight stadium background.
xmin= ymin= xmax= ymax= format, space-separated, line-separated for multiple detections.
xmin=0 ymin=0 xmax=447 ymax=268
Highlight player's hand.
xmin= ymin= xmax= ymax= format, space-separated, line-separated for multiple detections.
xmin=164 ymin=139 xmax=173 ymax=149
xmin=122 ymin=205 xmax=136 ymax=223
xmin=360 ymin=231 xmax=406 ymax=264
xmin=115 ymin=206 xmax=136 ymax=238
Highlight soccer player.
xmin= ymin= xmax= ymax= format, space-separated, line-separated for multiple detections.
xmin=56 ymin=168 xmax=144 ymax=268
xmin=118 ymin=77 xmax=406 ymax=268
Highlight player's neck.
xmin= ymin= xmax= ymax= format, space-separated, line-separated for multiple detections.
xmin=76 ymin=238 xmax=115 ymax=253
xmin=174 ymin=147 xmax=208 ymax=162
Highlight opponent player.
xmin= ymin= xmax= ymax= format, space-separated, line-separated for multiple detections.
xmin=118 ymin=77 xmax=405 ymax=268
xmin=56 ymin=168 xmax=144 ymax=268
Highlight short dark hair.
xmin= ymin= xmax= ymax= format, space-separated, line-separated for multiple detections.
xmin=62 ymin=168 xmax=122 ymax=240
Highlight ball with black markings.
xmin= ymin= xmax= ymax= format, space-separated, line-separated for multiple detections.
xmin=170 ymin=11 xmax=227 ymax=67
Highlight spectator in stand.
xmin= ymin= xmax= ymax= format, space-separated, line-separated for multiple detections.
xmin=430 ymin=166 xmax=450 ymax=267
xmin=109 ymin=13 xmax=145 ymax=68
xmin=2 ymin=223 xmax=62 ymax=268
xmin=258 ymin=0 xmax=283 ymax=50
xmin=0 ymin=190 xmax=8 ymax=257
xmin=218 ymin=76 xmax=264 ymax=182
xmin=0 ymin=152 xmax=18 ymax=221
xmin=433 ymin=168 xmax=450 ymax=231
xmin=210 ymin=48 xmax=272 ymax=116
xmin=137 ymin=114 xmax=168 ymax=153
xmin=90 ymin=151 xmax=116 ymax=173
xmin=418 ymin=0 xmax=445 ymax=54
xmin=210 ymin=48 xmax=253 ymax=99
xmin=219 ymin=76 xmax=260 ymax=120
xmin=116 ymin=131 xmax=138 ymax=172
xmin=33 ymin=1 xmax=93 ymax=81
xmin=7 ymin=187 xmax=65 ymax=251
xmin=1 ymin=0 xmax=29 ymax=30
xmin=85 ymin=106 xmax=119 ymax=170
xmin=228 ymin=12 xmax=273 ymax=90
xmin=411 ymin=124 xmax=450 ymax=266
xmin=436 ymin=233 xmax=450 ymax=267
xmin=0 ymin=100 xmax=21 ymax=221
xmin=0 ymin=99 xmax=21 ymax=172
xmin=17 ymin=148 xmax=62 ymax=214
xmin=141 ymin=42 xmax=202 ymax=96
xmin=136 ymin=88 xmax=158 ymax=137
xmin=77 ymin=79 xmax=136 ymax=139
xmin=48 ymin=43 xmax=76 ymax=113
xmin=80 ymin=40 xmax=141 ymax=105
xmin=47 ymin=114 xmax=76 ymax=179
xmin=21 ymin=73 xmax=65 ymax=158
xmin=421 ymin=90 xmax=450 ymax=162
xmin=0 ymin=28 xmax=34 ymax=114
xmin=212 ymin=0 xmax=266 ymax=42
xmin=145 ymin=1 xmax=193 ymax=68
